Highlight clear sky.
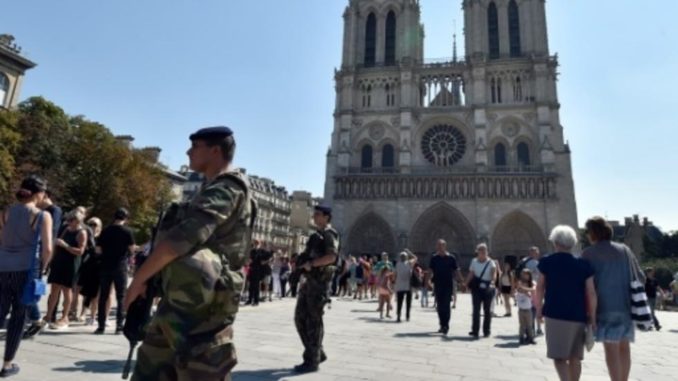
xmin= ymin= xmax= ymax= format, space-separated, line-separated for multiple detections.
xmin=5 ymin=1 xmax=678 ymax=231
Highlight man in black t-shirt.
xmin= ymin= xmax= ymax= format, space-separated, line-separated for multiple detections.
xmin=94 ymin=208 xmax=136 ymax=334
xmin=428 ymin=239 xmax=463 ymax=335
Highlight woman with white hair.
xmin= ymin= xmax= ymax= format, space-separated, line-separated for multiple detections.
xmin=394 ymin=251 xmax=415 ymax=322
xmin=536 ymin=225 xmax=596 ymax=381
xmin=465 ymin=243 xmax=497 ymax=339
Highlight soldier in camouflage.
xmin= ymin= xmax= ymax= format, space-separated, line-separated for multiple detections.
xmin=293 ymin=205 xmax=339 ymax=374
xmin=123 ymin=126 xmax=256 ymax=381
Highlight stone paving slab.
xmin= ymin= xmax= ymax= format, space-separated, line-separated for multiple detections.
xmin=3 ymin=294 xmax=677 ymax=380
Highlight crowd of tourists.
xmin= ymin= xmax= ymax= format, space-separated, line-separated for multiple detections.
xmin=0 ymin=176 xmax=141 ymax=377
xmin=0 ymin=175 xmax=676 ymax=381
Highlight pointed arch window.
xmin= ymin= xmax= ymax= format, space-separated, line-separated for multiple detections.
xmin=508 ymin=0 xmax=521 ymax=57
xmin=494 ymin=143 xmax=507 ymax=167
xmin=491 ymin=77 xmax=502 ymax=104
xmin=0 ymin=73 xmax=9 ymax=107
xmin=382 ymin=144 xmax=395 ymax=168
xmin=362 ymin=85 xmax=372 ymax=108
xmin=361 ymin=145 xmax=374 ymax=169
xmin=365 ymin=13 xmax=377 ymax=67
xmin=385 ymin=11 xmax=397 ymax=66
xmin=517 ymin=142 xmax=531 ymax=166
xmin=487 ymin=2 xmax=500 ymax=59
xmin=513 ymin=76 xmax=523 ymax=102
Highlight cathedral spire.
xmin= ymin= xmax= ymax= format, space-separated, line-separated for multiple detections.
xmin=452 ymin=20 xmax=458 ymax=63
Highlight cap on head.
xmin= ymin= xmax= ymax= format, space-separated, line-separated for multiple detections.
xmin=114 ymin=207 xmax=130 ymax=220
xmin=314 ymin=205 xmax=332 ymax=216
xmin=189 ymin=126 xmax=233 ymax=141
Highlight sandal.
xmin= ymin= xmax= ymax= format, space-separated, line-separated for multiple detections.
xmin=0 ymin=364 xmax=20 ymax=378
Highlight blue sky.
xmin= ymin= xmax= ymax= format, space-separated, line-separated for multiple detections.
xmin=5 ymin=1 xmax=677 ymax=231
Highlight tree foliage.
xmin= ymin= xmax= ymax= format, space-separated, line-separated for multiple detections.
xmin=1 ymin=97 xmax=173 ymax=241
xmin=0 ymin=109 xmax=21 ymax=203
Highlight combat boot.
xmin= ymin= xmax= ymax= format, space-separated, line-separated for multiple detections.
xmin=293 ymin=362 xmax=319 ymax=374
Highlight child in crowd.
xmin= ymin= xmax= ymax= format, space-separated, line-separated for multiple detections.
xmin=516 ymin=269 xmax=536 ymax=345
xmin=377 ymin=267 xmax=393 ymax=319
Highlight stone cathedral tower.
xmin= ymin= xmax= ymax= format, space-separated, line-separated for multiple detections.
xmin=324 ymin=0 xmax=578 ymax=265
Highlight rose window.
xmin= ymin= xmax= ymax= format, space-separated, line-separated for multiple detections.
xmin=421 ymin=125 xmax=467 ymax=167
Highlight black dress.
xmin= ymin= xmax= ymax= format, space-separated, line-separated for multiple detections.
xmin=48 ymin=229 xmax=82 ymax=288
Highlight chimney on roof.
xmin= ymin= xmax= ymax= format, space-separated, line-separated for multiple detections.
xmin=116 ymin=135 xmax=135 ymax=149
xmin=141 ymin=146 xmax=162 ymax=163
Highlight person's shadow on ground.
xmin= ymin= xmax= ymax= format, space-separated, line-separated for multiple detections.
xmin=232 ymin=368 xmax=293 ymax=380
xmin=52 ymin=360 xmax=127 ymax=374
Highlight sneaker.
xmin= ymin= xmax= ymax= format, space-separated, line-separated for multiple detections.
xmin=85 ymin=318 xmax=94 ymax=326
xmin=0 ymin=364 xmax=20 ymax=378
xmin=23 ymin=321 xmax=46 ymax=339
xmin=93 ymin=327 xmax=105 ymax=335
xmin=50 ymin=321 xmax=69 ymax=331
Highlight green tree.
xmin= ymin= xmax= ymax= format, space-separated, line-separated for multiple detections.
xmin=1 ymin=97 xmax=173 ymax=240
xmin=0 ymin=108 xmax=21 ymax=206
xmin=13 ymin=97 xmax=72 ymax=195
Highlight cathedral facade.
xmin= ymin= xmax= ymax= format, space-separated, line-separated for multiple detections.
xmin=324 ymin=0 xmax=578 ymax=265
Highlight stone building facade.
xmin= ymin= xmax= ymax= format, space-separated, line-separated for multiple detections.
xmin=0 ymin=35 xmax=36 ymax=109
xmin=248 ymin=174 xmax=293 ymax=252
xmin=324 ymin=0 xmax=578 ymax=266
xmin=289 ymin=191 xmax=322 ymax=254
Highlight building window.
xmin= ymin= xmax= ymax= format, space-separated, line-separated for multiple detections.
xmin=382 ymin=144 xmax=395 ymax=168
xmin=517 ymin=142 xmax=531 ymax=166
xmin=508 ymin=0 xmax=521 ymax=57
xmin=487 ymin=2 xmax=499 ymax=59
xmin=513 ymin=76 xmax=523 ymax=102
xmin=385 ymin=84 xmax=396 ymax=107
xmin=361 ymin=145 xmax=373 ymax=169
xmin=385 ymin=11 xmax=397 ymax=66
xmin=362 ymin=85 xmax=372 ymax=108
xmin=0 ymin=73 xmax=8 ymax=107
xmin=494 ymin=143 xmax=507 ymax=166
xmin=365 ymin=13 xmax=377 ymax=67
xmin=491 ymin=77 xmax=502 ymax=104
xmin=421 ymin=125 xmax=467 ymax=167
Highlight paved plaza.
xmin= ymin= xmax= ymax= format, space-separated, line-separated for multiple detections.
xmin=3 ymin=294 xmax=677 ymax=381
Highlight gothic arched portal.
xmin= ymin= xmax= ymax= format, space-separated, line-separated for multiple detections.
xmin=491 ymin=211 xmax=547 ymax=260
xmin=347 ymin=212 xmax=396 ymax=256
xmin=409 ymin=203 xmax=476 ymax=265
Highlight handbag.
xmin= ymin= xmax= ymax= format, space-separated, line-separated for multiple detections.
xmin=21 ymin=212 xmax=47 ymax=306
xmin=469 ymin=261 xmax=491 ymax=291
xmin=626 ymin=249 xmax=652 ymax=330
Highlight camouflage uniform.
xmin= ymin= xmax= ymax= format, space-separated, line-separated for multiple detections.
xmin=294 ymin=227 xmax=339 ymax=366
xmin=131 ymin=170 xmax=255 ymax=381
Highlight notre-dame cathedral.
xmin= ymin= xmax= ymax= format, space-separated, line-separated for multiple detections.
xmin=324 ymin=0 xmax=578 ymax=265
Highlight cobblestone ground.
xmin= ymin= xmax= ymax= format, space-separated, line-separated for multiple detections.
xmin=4 ymin=294 xmax=677 ymax=380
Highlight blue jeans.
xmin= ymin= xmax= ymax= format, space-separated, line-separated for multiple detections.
xmin=27 ymin=303 xmax=40 ymax=322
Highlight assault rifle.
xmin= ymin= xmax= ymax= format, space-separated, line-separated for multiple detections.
xmin=121 ymin=210 xmax=164 ymax=379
